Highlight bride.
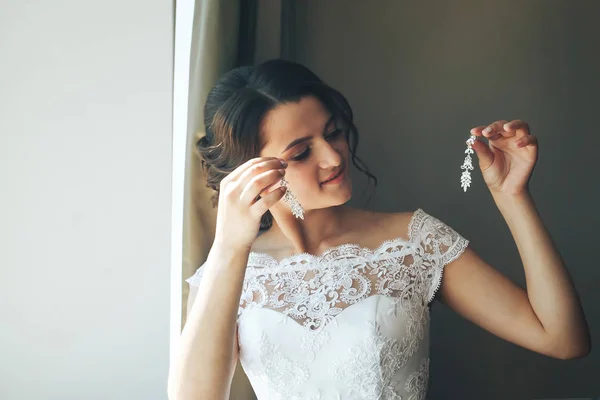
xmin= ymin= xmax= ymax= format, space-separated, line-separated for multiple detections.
xmin=168 ymin=59 xmax=590 ymax=400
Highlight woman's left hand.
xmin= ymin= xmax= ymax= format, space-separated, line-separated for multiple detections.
xmin=470 ymin=120 xmax=538 ymax=195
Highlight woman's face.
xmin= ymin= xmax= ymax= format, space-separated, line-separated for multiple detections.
xmin=259 ymin=95 xmax=352 ymax=214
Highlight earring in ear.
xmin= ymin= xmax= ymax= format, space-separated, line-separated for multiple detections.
xmin=461 ymin=135 xmax=477 ymax=192
xmin=280 ymin=177 xmax=304 ymax=219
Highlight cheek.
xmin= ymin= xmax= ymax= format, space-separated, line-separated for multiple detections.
xmin=283 ymin=165 xmax=321 ymax=198
xmin=288 ymin=163 xmax=319 ymax=187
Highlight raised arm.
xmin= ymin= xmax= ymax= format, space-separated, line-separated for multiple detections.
xmin=439 ymin=120 xmax=590 ymax=359
xmin=167 ymin=157 xmax=288 ymax=400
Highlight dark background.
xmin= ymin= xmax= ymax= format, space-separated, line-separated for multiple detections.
xmin=239 ymin=1 xmax=600 ymax=398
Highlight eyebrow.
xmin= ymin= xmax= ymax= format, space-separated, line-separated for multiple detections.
xmin=281 ymin=115 xmax=335 ymax=154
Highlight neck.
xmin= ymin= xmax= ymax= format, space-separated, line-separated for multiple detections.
xmin=267 ymin=204 xmax=351 ymax=255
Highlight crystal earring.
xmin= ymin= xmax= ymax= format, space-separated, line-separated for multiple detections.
xmin=461 ymin=135 xmax=477 ymax=192
xmin=280 ymin=177 xmax=304 ymax=219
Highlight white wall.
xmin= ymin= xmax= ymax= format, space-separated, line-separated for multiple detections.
xmin=0 ymin=1 xmax=173 ymax=399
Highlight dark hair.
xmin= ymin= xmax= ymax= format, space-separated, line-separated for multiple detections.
xmin=196 ymin=59 xmax=377 ymax=230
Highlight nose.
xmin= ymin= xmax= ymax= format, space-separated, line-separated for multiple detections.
xmin=316 ymin=139 xmax=342 ymax=170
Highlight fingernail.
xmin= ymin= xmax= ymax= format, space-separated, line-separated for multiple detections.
xmin=278 ymin=169 xmax=286 ymax=175
xmin=482 ymin=127 xmax=492 ymax=135
xmin=516 ymin=140 xmax=524 ymax=147
xmin=278 ymin=158 xmax=288 ymax=168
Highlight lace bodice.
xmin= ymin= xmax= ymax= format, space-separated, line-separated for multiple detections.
xmin=187 ymin=209 xmax=469 ymax=399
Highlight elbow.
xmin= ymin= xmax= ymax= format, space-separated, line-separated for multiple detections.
xmin=555 ymin=344 xmax=591 ymax=360
xmin=555 ymin=347 xmax=590 ymax=360
xmin=550 ymin=335 xmax=591 ymax=360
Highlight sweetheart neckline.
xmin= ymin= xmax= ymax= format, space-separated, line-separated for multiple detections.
xmin=238 ymin=294 xmax=429 ymax=333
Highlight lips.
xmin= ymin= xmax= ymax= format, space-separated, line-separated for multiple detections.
xmin=322 ymin=166 xmax=344 ymax=184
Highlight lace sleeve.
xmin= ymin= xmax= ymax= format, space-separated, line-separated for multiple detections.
xmin=410 ymin=209 xmax=469 ymax=304
xmin=185 ymin=264 xmax=205 ymax=287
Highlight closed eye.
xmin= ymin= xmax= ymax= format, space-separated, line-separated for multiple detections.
xmin=290 ymin=128 xmax=344 ymax=162
xmin=291 ymin=147 xmax=311 ymax=161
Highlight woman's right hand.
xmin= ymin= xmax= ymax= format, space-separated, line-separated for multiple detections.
xmin=213 ymin=157 xmax=288 ymax=251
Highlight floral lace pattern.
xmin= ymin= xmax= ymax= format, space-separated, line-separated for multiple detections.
xmin=248 ymin=333 xmax=310 ymax=398
xmin=236 ymin=209 xmax=468 ymax=332
xmin=241 ymin=243 xmax=417 ymax=331
xmin=186 ymin=209 xmax=469 ymax=400
xmin=300 ymin=331 xmax=331 ymax=362
xmin=405 ymin=358 xmax=430 ymax=400
xmin=331 ymin=321 xmax=411 ymax=400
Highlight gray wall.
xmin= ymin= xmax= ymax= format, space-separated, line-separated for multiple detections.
xmin=273 ymin=0 xmax=598 ymax=399
xmin=0 ymin=0 xmax=172 ymax=399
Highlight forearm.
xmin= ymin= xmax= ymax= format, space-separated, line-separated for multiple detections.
xmin=168 ymin=244 xmax=249 ymax=400
xmin=492 ymin=190 xmax=590 ymax=357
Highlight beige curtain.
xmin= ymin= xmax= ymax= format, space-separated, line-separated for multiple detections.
xmin=180 ymin=0 xmax=255 ymax=398
xmin=181 ymin=0 xmax=237 ymax=321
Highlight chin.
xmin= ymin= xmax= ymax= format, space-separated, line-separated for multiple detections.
xmin=329 ymin=181 xmax=353 ymax=206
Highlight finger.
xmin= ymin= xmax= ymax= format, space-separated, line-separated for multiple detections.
xmin=516 ymin=135 xmax=538 ymax=148
xmin=235 ymin=158 xmax=287 ymax=188
xmin=239 ymin=168 xmax=286 ymax=205
xmin=471 ymin=137 xmax=495 ymax=170
xmin=251 ymin=186 xmax=287 ymax=217
xmin=470 ymin=126 xmax=487 ymax=136
xmin=481 ymin=120 xmax=510 ymax=140
xmin=503 ymin=120 xmax=530 ymax=135
xmin=225 ymin=157 xmax=285 ymax=182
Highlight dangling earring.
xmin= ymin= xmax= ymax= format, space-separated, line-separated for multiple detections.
xmin=280 ymin=177 xmax=304 ymax=219
xmin=461 ymin=135 xmax=477 ymax=192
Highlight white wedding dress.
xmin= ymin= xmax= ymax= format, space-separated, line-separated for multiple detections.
xmin=187 ymin=208 xmax=469 ymax=400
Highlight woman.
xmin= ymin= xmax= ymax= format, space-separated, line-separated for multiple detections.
xmin=168 ymin=59 xmax=590 ymax=400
